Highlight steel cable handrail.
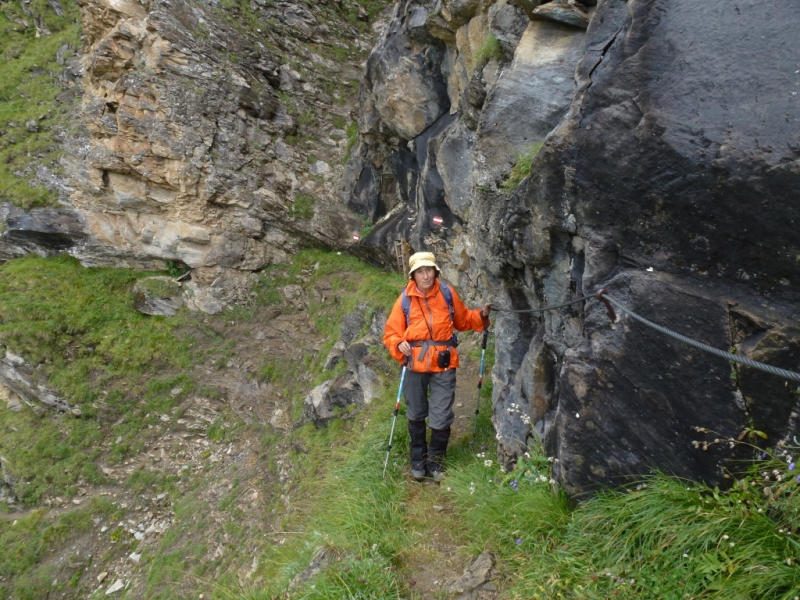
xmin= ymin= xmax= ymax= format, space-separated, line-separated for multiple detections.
xmin=599 ymin=292 xmax=800 ymax=385
xmin=487 ymin=287 xmax=800 ymax=385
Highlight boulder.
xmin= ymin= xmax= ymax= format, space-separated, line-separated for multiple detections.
xmin=363 ymin=30 xmax=450 ymax=140
xmin=530 ymin=1 xmax=590 ymax=29
xmin=448 ymin=552 xmax=497 ymax=599
xmin=302 ymin=373 xmax=364 ymax=425
xmin=132 ymin=276 xmax=183 ymax=316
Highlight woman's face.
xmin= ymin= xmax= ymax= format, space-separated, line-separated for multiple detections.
xmin=412 ymin=266 xmax=437 ymax=293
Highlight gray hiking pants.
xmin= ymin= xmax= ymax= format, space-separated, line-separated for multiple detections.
xmin=403 ymin=369 xmax=457 ymax=430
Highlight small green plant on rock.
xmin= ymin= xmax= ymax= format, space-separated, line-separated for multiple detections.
xmin=293 ymin=194 xmax=315 ymax=219
xmin=343 ymin=120 xmax=359 ymax=164
xmin=475 ymin=33 xmax=503 ymax=69
xmin=503 ymin=142 xmax=544 ymax=191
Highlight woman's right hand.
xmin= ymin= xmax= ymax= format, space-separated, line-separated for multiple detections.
xmin=398 ymin=341 xmax=411 ymax=356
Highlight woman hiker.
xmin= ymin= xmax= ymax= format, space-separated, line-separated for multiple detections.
xmin=383 ymin=252 xmax=491 ymax=481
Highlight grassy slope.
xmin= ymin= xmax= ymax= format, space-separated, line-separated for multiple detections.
xmin=0 ymin=253 xmax=798 ymax=599
xmin=0 ymin=0 xmax=82 ymax=208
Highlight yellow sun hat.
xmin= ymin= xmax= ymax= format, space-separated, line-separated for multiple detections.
xmin=408 ymin=252 xmax=441 ymax=278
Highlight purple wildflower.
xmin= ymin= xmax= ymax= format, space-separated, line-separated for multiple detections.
xmin=515 ymin=538 xmax=523 ymax=545
xmin=510 ymin=479 xmax=519 ymax=491
xmin=760 ymin=452 xmax=768 ymax=459
xmin=789 ymin=463 xmax=796 ymax=471
xmin=796 ymin=475 xmax=800 ymax=483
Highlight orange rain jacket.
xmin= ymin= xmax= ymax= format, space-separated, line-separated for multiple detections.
xmin=383 ymin=279 xmax=488 ymax=373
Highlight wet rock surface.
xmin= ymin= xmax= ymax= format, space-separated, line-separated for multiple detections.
xmin=348 ymin=0 xmax=800 ymax=497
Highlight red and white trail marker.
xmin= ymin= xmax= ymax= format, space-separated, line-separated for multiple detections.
xmin=432 ymin=215 xmax=444 ymax=226
xmin=352 ymin=233 xmax=360 ymax=242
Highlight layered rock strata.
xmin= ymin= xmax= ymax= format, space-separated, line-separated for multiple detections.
xmin=3 ymin=0 xmax=372 ymax=311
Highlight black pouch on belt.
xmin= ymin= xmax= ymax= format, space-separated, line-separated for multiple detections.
xmin=437 ymin=348 xmax=451 ymax=369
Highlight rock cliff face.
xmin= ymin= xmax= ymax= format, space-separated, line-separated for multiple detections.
xmin=3 ymin=0 xmax=800 ymax=498
xmin=2 ymin=0 xmax=374 ymax=311
xmin=346 ymin=0 xmax=800 ymax=496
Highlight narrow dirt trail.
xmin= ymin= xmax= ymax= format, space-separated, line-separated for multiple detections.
xmin=401 ymin=334 xmax=499 ymax=598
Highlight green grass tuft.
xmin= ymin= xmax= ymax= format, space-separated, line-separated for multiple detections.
xmin=445 ymin=445 xmax=800 ymax=599
xmin=475 ymin=33 xmax=503 ymax=69
xmin=503 ymin=142 xmax=543 ymax=191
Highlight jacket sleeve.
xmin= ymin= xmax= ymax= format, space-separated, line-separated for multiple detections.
xmin=451 ymin=286 xmax=488 ymax=332
xmin=383 ymin=295 xmax=408 ymax=363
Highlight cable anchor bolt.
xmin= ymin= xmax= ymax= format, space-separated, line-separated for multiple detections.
xmin=596 ymin=289 xmax=616 ymax=322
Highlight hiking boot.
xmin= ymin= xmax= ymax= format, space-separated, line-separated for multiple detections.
xmin=429 ymin=469 xmax=445 ymax=483
xmin=410 ymin=468 xmax=426 ymax=481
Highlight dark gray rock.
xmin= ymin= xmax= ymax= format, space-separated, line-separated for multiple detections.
xmin=0 ymin=203 xmax=87 ymax=260
xmin=0 ymin=353 xmax=71 ymax=413
xmin=303 ymin=372 xmax=364 ymax=425
xmin=488 ymin=1 xmax=529 ymax=57
xmin=477 ymin=0 xmax=800 ymax=497
xmin=362 ymin=28 xmax=450 ymax=140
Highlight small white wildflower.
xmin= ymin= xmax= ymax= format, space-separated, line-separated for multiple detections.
xmin=524 ymin=452 xmax=531 ymax=459
xmin=722 ymin=534 xmax=729 ymax=540
xmin=729 ymin=542 xmax=735 ymax=547
xmin=683 ymin=553 xmax=689 ymax=558
xmin=484 ymin=460 xmax=493 ymax=467
xmin=757 ymin=508 xmax=763 ymax=513
xmin=548 ymin=457 xmax=555 ymax=463
xmin=575 ymin=413 xmax=580 ymax=418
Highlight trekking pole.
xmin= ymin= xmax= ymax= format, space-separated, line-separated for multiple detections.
xmin=382 ymin=356 xmax=409 ymax=479
xmin=473 ymin=327 xmax=489 ymax=438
